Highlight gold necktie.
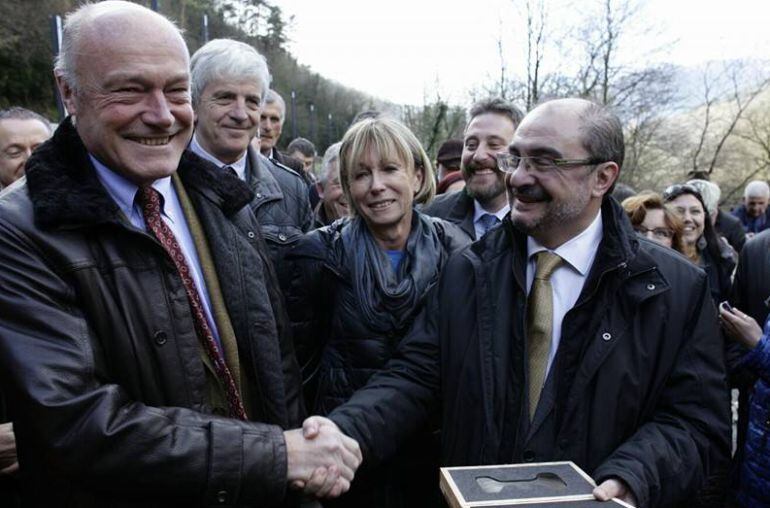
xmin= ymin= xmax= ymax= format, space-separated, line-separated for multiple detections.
xmin=527 ymin=251 xmax=563 ymax=420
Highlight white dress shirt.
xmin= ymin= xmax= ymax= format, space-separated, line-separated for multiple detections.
xmin=190 ymin=134 xmax=248 ymax=181
xmin=473 ymin=200 xmax=510 ymax=239
xmin=91 ymin=155 xmax=222 ymax=348
xmin=525 ymin=210 xmax=603 ymax=374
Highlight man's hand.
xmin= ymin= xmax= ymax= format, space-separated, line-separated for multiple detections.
xmin=720 ymin=305 xmax=763 ymax=349
xmin=284 ymin=416 xmax=362 ymax=498
xmin=0 ymin=422 xmax=18 ymax=475
xmin=593 ymin=478 xmax=637 ymax=506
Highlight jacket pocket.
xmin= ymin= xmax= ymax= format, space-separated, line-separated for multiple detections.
xmin=261 ymin=225 xmax=303 ymax=246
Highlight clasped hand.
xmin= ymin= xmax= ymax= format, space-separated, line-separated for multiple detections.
xmin=284 ymin=416 xmax=362 ymax=498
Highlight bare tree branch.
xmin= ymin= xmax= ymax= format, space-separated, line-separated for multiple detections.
xmin=691 ymin=66 xmax=716 ymax=172
xmin=707 ymin=70 xmax=770 ymax=173
xmin=722 ymin=163 xmax=770 ymax=204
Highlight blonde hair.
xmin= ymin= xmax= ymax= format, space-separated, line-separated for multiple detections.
xmin=338 ymin=117 xmax=436 ymax=215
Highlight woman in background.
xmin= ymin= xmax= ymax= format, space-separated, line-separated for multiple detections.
xmin=663 ymin=183 xmax=734 ymax=304
xmin=622 ymin=192 xmax=686 ymax=254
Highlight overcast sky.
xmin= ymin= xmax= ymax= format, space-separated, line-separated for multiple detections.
xmin=276 ymin=0 xmax=770 ymax=106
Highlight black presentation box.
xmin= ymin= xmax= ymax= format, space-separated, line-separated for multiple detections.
xmin=440 ymin=461 xmax=634 ymax=507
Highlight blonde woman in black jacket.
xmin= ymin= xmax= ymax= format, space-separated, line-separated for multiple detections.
xmin=285 ymin=117 xmax=469 ymax=508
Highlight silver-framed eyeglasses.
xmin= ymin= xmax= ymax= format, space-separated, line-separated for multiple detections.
xmin=496 ymin=153 xmax=606 ymax=174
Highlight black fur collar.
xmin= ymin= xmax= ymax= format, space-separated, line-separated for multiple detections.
xmin=25 ymin=117 xmax=253 ymax=229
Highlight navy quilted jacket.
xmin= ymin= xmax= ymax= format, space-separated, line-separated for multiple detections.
xmin=736 ymin=322 xmax=770 ymax=507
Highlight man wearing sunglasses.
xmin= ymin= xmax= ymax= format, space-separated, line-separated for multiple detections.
xmin=312 ymin=98 xmax=729 ymax=508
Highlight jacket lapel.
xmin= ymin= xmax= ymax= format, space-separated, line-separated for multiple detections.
xmin=177 ymin=151 xmax=253 ymax=216
xmin=24 ymin=117 xmax=122 ymax=229
xmin=444 ymin=190 xmax=476 ymax=240
xmin=469 ymin=223 xmax=525 ymax=462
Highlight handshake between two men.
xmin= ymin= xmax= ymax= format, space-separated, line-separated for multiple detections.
xmin=284 ymin=416 xmax=361 ymax=499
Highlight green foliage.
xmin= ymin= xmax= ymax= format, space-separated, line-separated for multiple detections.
xmin=0 ymin=0 xmax=73 ymax=119
xmin=0 ymin=0 xmax=388 ymax=154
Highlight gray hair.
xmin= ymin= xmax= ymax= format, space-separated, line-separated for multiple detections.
xmin=687 ymin=179 xmax=721 ymax=215
xmin=54 ymin=1 xmax=183 ymax=92
xmin=468 ymin=98 xmax=524 ymax=130
xmin=319 ymin=142 xmax=342 ymax=185
xmin=264 ymin=90 xmax=286 ymax=121
xmin=745 ymin=180 xmax=770 ymax=199
xmin=577 ymin=101 xmax=625 ymax=171
xmin=190 ymin=39 xmax=271 ymax=107
xmin=0 ymin=107 xmax=53 ymax=135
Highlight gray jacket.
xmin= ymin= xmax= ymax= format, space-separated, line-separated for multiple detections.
xmin=246 ymin=147 xmax=312 ymax=250
xmin=246 ymin=148 xmax=312 ymax=286
xmin=421 ymin=189 xmax=476 ymax=241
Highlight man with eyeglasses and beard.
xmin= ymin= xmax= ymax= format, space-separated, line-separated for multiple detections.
xmin=423 ymin=98 xmax=523 ymax=241
xmin=303 ymin=98 xmax=730 ymax=508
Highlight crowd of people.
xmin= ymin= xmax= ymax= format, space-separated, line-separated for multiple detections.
xmin=0 ymin=1 xmax=768 ymax=507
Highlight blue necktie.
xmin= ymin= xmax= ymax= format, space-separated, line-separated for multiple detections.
xmin=478 ymin=213 xmax=500 ymax=235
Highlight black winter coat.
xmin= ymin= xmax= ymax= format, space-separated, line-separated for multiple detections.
xmin=715 ymin=209 xmax=746 ymax=253
xmin=330 ymin=198 xmax=731 ymax=508
xmin=729 ymin=230 xmax=770 ymax=474
xmin=285 ymin=214 xmax=469 ymax=411
xmin=284 ymin=214 xmax=469 ymax=508
xmin=732 ymin=229 xmax=770 ymax=326
xmin=0 ymin=119 xmax=303 ymax=507
xmin=699 ymin=237 xmax=735 ymax=306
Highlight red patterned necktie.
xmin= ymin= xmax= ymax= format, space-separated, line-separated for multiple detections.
xmin=137 ymin=186 xmax=247 ymax=420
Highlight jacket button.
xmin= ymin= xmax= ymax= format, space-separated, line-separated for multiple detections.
xmin=523 ymin=450 xmax=535 ymax=462
xmin=216 ymin=490 xmax=228 ymax=503
xmin=602 ymin=332 xmax=612 ymax=341
xmin=153 ymin=331 xmax=167 ymax=345
xmin=647 ymin=283 xmax=656 ymax=290
xmin=247 ymin=231 xmax=255 ymax=239
xmin=256 ymin=192 xmax=263 ymax=199
xmin=278 ymin=233 xmax=287 ymax=241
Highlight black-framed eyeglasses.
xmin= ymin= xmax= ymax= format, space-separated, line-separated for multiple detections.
xmin=496 ymin=153 xmax=606 ymax=174
xmin=662 ymin=183 xmax=701 ymax=202
xmin=634 ymin=226 xmax=674 ymax=240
